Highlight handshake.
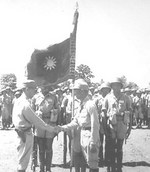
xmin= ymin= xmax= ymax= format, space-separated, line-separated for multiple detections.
xmin=53 ymin=125 xmax=68 ymax=133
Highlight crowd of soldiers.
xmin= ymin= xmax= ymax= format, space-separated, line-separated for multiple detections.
xmin=1 ymin=78 xmax=150 ymax=172
xmin=0 ymin=87 xmax=22 ymax=129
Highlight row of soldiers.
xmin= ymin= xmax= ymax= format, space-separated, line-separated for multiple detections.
xmin=93 ymin=86 xmax=150 ymax=129
xmin=1 ymin=81 xmax=150 ymax=131
xmin=0 ymin=87 xmax=23 ymax=129
xmin=4 ymin=78 xmax=150 ymax=172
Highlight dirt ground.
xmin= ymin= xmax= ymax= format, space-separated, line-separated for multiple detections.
xmin=0 ymin=125 xmax=150 ymax=172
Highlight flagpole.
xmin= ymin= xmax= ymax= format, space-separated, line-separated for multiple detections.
xmin=69 ymin=3 xmax=79 ymax=172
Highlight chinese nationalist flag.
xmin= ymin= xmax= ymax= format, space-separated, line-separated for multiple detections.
xmin=26 ymin=10 xmax=78 ymax=86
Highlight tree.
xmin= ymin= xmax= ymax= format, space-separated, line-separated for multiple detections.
xmin=0 ymin=73 xmax=17 ymax=90
xmin=118 ymin=75 xmax=127 ymax=88
xmin=126 ymin=82 xmax=138 ymax=90
xmin=75 ymin=64 xmax=95 ymax=83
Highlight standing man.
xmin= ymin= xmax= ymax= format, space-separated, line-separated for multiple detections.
xmin=133 ymin=90 xmax=143 ymax=128
xmin=12 ymin=79 xmax=55 ymax=172
xmin=35 ymin=89 xmax=60 ymax=172
xmin=94 ymin=83 xmax=111 ymax=167
xmin=1 ymin=87 xmax=12 ymax=129
xmin=59 ymin=79 xmax=100 ymax=172
xmin=146 ymin=89 xmax=150 ymax=128
xmin=102 ymin=78 xmax=132 ymax=172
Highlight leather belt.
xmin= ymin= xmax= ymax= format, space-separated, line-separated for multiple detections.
xmin=82 ymin=127 xmax=91 ymax=131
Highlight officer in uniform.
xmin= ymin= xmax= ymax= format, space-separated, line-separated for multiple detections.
xmin=12 ymin=79 xmax=55 ymax=172
xmin=102 ymin=78 xmax=132 ymax=172
xmin=94 ymin=83 xmax=111 ymax=167
xmin=35 ymin=89 xmax=60 ymax=172
xmin=59 ymin=79 xmax=100 ymax=172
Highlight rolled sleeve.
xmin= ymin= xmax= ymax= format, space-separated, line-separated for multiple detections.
xmin=23 ymin=105 xmax=54 ymax=132
xmin=88 ymin=102 xmax=99 ymax=144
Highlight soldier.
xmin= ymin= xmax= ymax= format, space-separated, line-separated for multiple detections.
xmin=94 ymin=83 xmax=111 ymax=167
xmin=61 ymin=88 xmax=73 ymax=166
xmin=12 ymin=79 xmax=56 ymax=172
xmin=124 ymin=88 xmax=134 ymax=127
xmin=30 ymin=87 xmax=45 ymax=171
xmin=1 ymin=87 xmax=12 ymax=129
xmin=146 ymin=89 xmax=150 ymax=128
xmin=133 ymin=90 xmax=143 ymax=128
xmin=34 ymin=88 xmax=60 ymax=172
xmin=66 ymin=96 xmax=87 ymax=172
xmin=102 ymin=78 xmax=132 ymax=172
xmin=58 ymin=79 xmax=100 ymax=172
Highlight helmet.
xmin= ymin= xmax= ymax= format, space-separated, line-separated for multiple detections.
xmin=110 ymin=77 xmax=123 ymax=88
xmin=99 ymin=83 xmax=111 ymax=91
xmin=73 ymin=79 xmax=89 ymax=90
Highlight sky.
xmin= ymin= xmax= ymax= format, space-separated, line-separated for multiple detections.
xmin=0 ymin=0 xmax=150 ymax=88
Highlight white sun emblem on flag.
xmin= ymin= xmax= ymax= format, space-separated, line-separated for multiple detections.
xmin=44 ymin=56 xmax=57 ymax=70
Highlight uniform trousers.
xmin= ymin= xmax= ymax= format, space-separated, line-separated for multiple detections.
xmin=31 ymin=135 xmax=38 ymax=168
xmin=16 ymin=132 xmax=34 ymax=170
xmin=80 ymin=130 xmax=99 ymax=169
xmin=37 ymin=137 xmax=54 ymax=172
xmin=109 ymin=138 xmax=124 ymax=169
xmin=99 ymin=132 xmax=104 ymax=162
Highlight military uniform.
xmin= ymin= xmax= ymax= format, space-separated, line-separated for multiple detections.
xmin=146 ymin=92 xmax=150 ymax=128
xmin=102 ymin=79 xmax=132 ymax=172
xmin=35 ymin=92 xmax=60 ymax=172
xmin=94 ymin=83 xmax=111 ymax=167
xmin=12 ymin=80 xmax=54 ymax=172
xmin=1 ymin=90 xmax=12 ymax=129
xmin=69 ymin=99 xmax=87 ymax=172
xmin=61 ymin=79 xmax=100 ymax=172
xmin=133 ymin=90 xmax=143 ymax=128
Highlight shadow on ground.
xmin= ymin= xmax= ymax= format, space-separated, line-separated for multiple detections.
xmin=123 ymin=161 xmax=150 ymax=167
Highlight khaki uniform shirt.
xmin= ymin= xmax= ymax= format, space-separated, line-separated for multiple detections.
xmin=63 ymin=96 xmax=99 ymax=145
xmin=12 ymin=93 xmax=49 ymax=132
xmin=35 ymin=93 xmax=60 ymax=138
xmin=102 ymin=92 xmax=131 ymax=139
xmin=94 ymin=95 xmax=105 ymax=134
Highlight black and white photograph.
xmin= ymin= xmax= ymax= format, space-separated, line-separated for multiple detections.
xmin=0 ymin=0 xmax=150 ymax=172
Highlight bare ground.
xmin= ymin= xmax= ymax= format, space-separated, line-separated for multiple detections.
xmin=0 ymin=126 xmax=150 ymax=172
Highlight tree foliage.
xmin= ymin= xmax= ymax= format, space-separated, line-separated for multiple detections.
xmin=0 ymin=73 xmax=17 ymax=90
xmin=118 ymin=75 xmax=127 ymax=88
xmin=75 ymin=64 xmax=95 ymax=83
xmin=127 ymin=82 xmax=138 ymax=89
xmin=59 ymin=64 xmax=95 ymax=89
xmin=118 ymin=75 xmax=139 ymax=89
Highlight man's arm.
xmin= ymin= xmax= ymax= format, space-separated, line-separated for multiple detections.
xmin=59 ymin=116 xmax=78 ymax=132
xmin=89 ymin=102 xmax=99 ymax=144
xmin=125 ymin=96 xmax=133 ymax=141
xmin=23 ymin=105 xmax=54 ymax=132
